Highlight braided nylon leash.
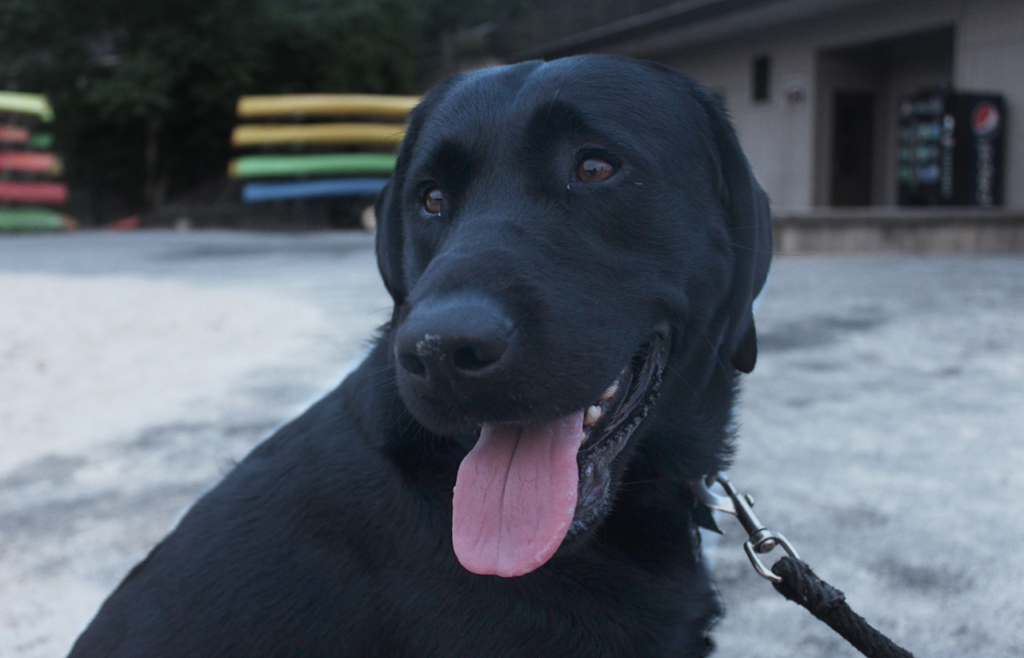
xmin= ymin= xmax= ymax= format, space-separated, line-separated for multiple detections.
xmin=771 ymin=556 xmax=915 ymax=658
xmin=692 ymin=474 xmax=916 ymax=658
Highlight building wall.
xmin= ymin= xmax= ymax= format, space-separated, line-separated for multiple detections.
xmin=601 ymin=0 xmax=1023 ymax=211
xmin=652 ymin=35 xmax=818 ymax=212
xmin=956 ymin=0 xmax=1024 ymax=208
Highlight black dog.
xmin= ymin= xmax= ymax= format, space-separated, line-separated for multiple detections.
xmin=68 ymin=55 xmax=770 ymax=657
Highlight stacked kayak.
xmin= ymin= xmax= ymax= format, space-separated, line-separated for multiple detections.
xmin=229 ymin=94 xmax=418 ymax=204
xmin=0 ymin=91 xmax=72 ymax=231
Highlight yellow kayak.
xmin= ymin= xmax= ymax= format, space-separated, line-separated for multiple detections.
xmin=231 ymin=122 xmax=406 ymax=148
xmin=0 ymin=91 xmax=54 ymax=122
xmin=237 ymin=94 xmax=420 ymax=120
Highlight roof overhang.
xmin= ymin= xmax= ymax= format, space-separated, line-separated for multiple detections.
xmin=508 ymin=0 xmax=887 ymax=61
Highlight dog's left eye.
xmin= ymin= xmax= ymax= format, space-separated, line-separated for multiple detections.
xmin=423 ymin=187 xmax=444 ymax=214
xmin=577 ymin=158 xmax=616 ymax=183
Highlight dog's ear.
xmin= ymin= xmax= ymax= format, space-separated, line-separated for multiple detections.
xmin=375 ymin=90 xmax=433 ymax=306
xmin=374 ymin=178 xmax=404 ymax=304
xmin=375 ymin=78 xmax=463 ymax=306
xmin=375 ymin=123 xmax=420 ymax=306
xmin=698 ymin=92 xmax=772 ymax=374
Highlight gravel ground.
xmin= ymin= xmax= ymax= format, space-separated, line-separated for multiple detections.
xmin=717 ymin=255 xmax=1024 ymax=657
xmin=0 ymin=230 xmax=391 ymax=658
xmin=1 ymin=230 xmax=1022 ymax=657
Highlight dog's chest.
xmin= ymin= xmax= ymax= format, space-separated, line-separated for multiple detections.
xmin=363 ymin=549 xmax=716 ymax=658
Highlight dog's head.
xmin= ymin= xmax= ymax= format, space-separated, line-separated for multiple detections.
xmin=375 ymin=55 xmax=770 ymax=577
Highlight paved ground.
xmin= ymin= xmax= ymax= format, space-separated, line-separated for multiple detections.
xmin=1 ymin=230 xmax=1022 ymax=657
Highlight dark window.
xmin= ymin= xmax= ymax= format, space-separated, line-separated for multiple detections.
xmin=753 ymin=55 xmax=770 ymax=102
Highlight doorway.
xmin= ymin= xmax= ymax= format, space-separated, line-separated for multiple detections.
xmin=815 ymin=25 xmax=954 ymax=206
xmin=831 ymin=92 xmax=875 ymax=206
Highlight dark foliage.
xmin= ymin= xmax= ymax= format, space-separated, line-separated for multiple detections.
xmin=0 ymin=0 xmax=423 ymax=223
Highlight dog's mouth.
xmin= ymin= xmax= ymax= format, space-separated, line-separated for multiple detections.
xmin=574 ymin=332 xmax=668 ymax=533
xmin=451 ymin=328 xmax=668 ymax=578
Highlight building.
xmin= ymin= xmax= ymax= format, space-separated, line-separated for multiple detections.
xmin=487 ymin=0 xmax=1024 ymax=251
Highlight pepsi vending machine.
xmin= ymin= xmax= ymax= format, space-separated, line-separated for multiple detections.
xmin=897 ymin=92 xmax=1004 ymax=206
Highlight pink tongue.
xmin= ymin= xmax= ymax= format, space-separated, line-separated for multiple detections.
xmin=452 ymin=412 xmax=584 ymax=577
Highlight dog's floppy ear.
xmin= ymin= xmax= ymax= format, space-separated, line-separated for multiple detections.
xmin=375 ymin=79 xmax=461 ymax=306
xmin=374 ymin=178 xmax=404 ymax=304
xmin=699 ymin=93 xmax=772 ymax=374
xmin=374 ymin=123 xmax=418 ymax=305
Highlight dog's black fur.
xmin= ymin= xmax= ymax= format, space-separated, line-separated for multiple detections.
xmin=69 ymin=55 xmax=770 ymax=657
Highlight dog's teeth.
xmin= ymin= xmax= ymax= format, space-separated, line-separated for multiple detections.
xmin=585 ymin=405 xmax=602 ymax=427
xmin=600 ymin=382 xmax=619 ymax=402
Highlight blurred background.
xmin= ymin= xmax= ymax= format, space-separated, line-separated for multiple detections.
xmin=1 ymin=1 xmax=1023 ymax=657
xmin=1 ymin=0 xmax=1021 ymax=235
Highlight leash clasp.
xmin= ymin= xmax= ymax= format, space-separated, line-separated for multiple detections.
xmin=691 ymin=473 xmax=800 ymax=582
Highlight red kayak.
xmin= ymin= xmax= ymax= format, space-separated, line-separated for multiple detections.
xmin=0 ymin=180 xmax=68 ymax=204
xmin=0 ymin=151 xmax=62 ymax=175
xmin=0 ymin=125 xmax=29 ymax=144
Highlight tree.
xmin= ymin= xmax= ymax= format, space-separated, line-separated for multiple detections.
xmin=0 ymin=0 xmax=423 ymax=222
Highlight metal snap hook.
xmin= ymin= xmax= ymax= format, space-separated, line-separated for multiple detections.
xmin=690 ymin=473 xmax=801 ymax=582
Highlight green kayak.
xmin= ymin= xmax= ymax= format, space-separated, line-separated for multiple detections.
xmin=229 ymin=153 xmax=398 ymax=179
xmin=0 ymin=207 xmax=71 ymax=231
xmin=28 ymin=131 xmax=54 ymax=150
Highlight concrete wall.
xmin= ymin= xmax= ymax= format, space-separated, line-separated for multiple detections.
xmin=773 ymin=208 xmax=1024 ymax=254
xmin=651 ymin=36 xmax=817 ymax=212
xmin=597 ymin=0 xmax=1024 ymax=212
xmin=956 ymin=0 xmax=1024 ymax=208
xmin=645 ymin=37 xmax=816 ymax=212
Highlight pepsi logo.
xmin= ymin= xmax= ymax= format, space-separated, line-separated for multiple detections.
xmin=972 ymin=102 xmax=1000 ymax=136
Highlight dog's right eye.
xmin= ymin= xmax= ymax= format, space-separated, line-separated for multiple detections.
xmin=423 ymin=187 xmax=444 ymax=215
xmin=577 ymin=158 xmax=616 ymax=184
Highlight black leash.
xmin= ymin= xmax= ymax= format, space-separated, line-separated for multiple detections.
xmin=692 ymin=474 xmax=916 ymax=658
xmin=770 ymin=556 xmax=913 ymax=658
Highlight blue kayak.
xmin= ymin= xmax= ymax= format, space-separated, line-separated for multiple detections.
xmin=243 ymin=178 xmax=388 ymax=203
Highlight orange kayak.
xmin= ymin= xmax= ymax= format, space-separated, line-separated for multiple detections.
xmin=0 ymin=181 xmax=68 ymax=204
xmin=0 ymin=125 xmax=29 ymax=144
xmin=0 ymin=151 xmax=62 ymax=175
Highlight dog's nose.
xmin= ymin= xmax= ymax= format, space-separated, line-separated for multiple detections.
xmin=395 ymin=297 xmax=514 ymax=380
